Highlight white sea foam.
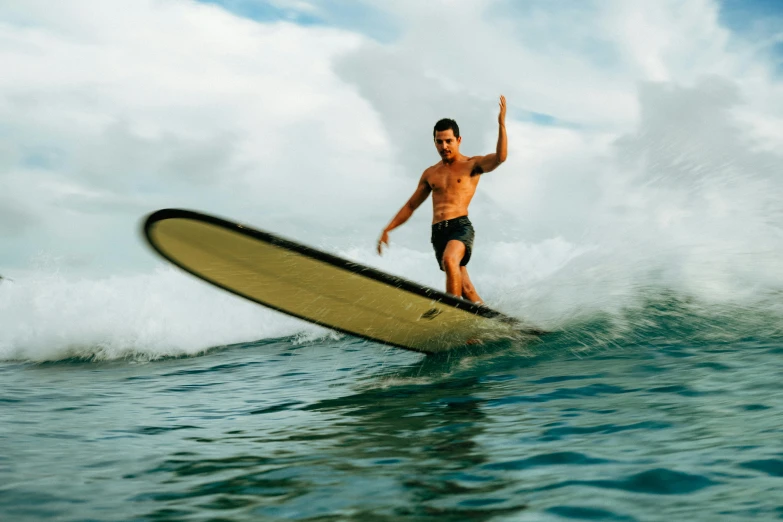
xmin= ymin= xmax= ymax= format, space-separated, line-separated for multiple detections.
xmin=0 ymin=266 xmax=324 ymax=362
xmin=2 ymin=197 xmax=780 ymax=362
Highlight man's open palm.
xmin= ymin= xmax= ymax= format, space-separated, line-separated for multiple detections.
xmin=498 ymin=95 xmax=506 ymax=125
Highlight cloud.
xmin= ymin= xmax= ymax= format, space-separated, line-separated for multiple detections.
xmin=0 ymin=196 xmax=39 ymax=237
xmin=0 ymin=0 xmax=781 ymax=287
xmin=0 ymin=0 xmax=402 ymax=270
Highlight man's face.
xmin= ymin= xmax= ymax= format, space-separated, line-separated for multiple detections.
xmin=434 ymin=129 xmax=461 ymax=161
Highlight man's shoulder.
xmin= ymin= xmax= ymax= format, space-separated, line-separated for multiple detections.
xmin=422 ymin=163 xmax=441 ymax=175
xmin=463 ymin=156 xmax=487 ymax=176
xmin=460 ymin=155 xmax=483 ymax=170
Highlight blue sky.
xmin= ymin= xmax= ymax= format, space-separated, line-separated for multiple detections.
xmin=198 ymin=0 xmax=400 ymax=42
xmin=720 ymin=0 xmax=783 ymax=71
xmin=720 ymin=0 xmax=783 ymax=29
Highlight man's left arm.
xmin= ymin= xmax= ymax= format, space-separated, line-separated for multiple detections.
xmin=472 ymin=95 xmax=507 ymax=176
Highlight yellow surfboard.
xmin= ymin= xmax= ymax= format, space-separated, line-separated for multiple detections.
xmin=143 ymin=209 xmax=542 ymax=354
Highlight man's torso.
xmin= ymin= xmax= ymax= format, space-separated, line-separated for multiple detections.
xmin=424 ymin=155 xmax=482 ymax=223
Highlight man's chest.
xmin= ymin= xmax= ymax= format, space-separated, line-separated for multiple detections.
xmin=427 ymin=164 xmax=479 ymax=193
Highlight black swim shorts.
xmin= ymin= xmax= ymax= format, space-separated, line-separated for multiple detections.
xmin=431 ymin=216 xmax=474 ymax=271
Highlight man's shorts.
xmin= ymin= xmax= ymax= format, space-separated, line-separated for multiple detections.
xmin=431 ymin=216 xmax=474 ymax=271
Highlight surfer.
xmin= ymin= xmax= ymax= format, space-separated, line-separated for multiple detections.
xmin=378 ymin=95 xmax=508 ymax=304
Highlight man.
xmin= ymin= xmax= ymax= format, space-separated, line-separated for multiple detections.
xmin=377 ymin=95 xmax=507 ymax=304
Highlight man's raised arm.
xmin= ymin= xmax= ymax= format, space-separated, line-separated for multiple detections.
xmin=472 ymin=95 xmax=508 ymax=175
xmin=377 ymin=173 xmax=432 ymax=255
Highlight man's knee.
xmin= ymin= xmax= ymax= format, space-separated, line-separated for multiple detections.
xmin=442 ymin=255 xmax=461 ymax=271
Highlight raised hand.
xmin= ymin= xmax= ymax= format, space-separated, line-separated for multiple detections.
xmin=498 ymin=95 xmax=506 ymax=125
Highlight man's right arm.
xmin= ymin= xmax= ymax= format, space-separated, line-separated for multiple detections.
xmin=377 ymin=173 xmax=432 ymax=255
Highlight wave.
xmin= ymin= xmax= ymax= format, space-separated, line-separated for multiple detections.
xmin=0 ymin=266 xmax=325 ymax=362
xmin=2 ymin=236 xmax=781 ymax=363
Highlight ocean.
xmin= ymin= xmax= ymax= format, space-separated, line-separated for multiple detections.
xmin=1 ymin=260 xmax=782 ymax=521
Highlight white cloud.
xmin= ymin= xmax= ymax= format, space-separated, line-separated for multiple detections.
xmin=0 ymin=0 xmax=406 ymax=268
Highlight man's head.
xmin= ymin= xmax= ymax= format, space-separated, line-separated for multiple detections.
xmin=433 ymin=118 xmax=461 ymax=162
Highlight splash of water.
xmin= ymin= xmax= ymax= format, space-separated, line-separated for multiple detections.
xmin=0 ymin=265 xmax=323 ymax=362
xmin=2 ymin=79 xmax=782 ymax=362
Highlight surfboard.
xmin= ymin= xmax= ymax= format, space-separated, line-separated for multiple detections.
xmin=142 ymin=209 xmax=541 ymax=354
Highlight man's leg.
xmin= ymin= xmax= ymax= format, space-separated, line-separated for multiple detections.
xmin=460 ymin=266 xmax=483 ymax=304
xmin=441 ymin=240 xmax=465 ymax=297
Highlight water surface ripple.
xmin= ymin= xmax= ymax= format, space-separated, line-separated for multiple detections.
xmin=2 ymin=333 xmax=783 ymax=521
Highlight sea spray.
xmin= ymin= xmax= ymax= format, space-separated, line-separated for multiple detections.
xmin=0 ymin=266 xmax=324 ymax=362
xmin=3 ymin=80 xmax=783 ymax=362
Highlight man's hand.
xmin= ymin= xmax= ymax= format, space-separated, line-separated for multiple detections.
xmin=377 ymin=230 xmax=390 ymax=255
xmin=498 ymin=95 xmax=506 ymax=126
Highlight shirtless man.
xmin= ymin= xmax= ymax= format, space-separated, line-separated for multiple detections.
xmin=377 ymin=95 xmax=508 ymax=304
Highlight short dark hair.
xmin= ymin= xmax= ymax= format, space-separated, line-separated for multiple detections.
xmin=433 ymin=118 xmax=460 ymax=138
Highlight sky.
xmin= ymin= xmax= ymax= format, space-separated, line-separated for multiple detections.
xmin=1 ymin=0 xmax=782 ymax=278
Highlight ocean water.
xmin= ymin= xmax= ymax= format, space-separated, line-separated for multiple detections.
xmin=2 ymin=268 xmax=783 ymax=521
